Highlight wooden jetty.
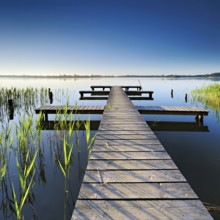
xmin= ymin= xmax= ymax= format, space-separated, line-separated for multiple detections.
xmin=71 ymin=86 xmax=212 ymax=219
xmin=35 ymin=105 xmax=208 ymax=123
xmin=39 ymin=120 xmax=209 ymax=132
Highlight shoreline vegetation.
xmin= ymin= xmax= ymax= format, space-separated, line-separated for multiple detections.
xmin=191 ymin=83 xmax=220 ymax=120
xmin=0 ymin=72 xmax=220 ymax=79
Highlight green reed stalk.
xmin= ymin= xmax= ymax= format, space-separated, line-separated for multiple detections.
xmin=191 ymin=83 xmax=220 ymax=120
xmin=0 ymin=124 xmax=13 ymax=181
xmin=84 ymin=116 xmax=96 ymax=158
xmin=12 ymin=149 xmax=38 ymax=220
xmin=57 ymin=136 xmax=73 ymax=177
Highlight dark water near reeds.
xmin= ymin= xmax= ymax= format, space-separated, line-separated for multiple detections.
xmin=0 ymin=77 xmax=220 ymax=219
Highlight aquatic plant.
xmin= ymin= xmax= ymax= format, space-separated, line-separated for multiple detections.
xmin=0 ymin=124 xmax=13 ymax=181
xmin=0 ymin=86 xmax=48 ymax=122
xmin=12 ymin=149 xmax=38 ymax=220
xmin=105 ymin=104 xmax=118 ymax=110
xmin=57 ymin=136 xmax=73 ymax=177
xmin=84 ymin=117 xmax=96 ymax=158
xmin=191 ymin=83 xmax=220 ymax=120
xmin=0 ymin=91 xmax=96 ymax=219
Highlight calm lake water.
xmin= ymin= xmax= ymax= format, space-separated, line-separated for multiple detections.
xmin=0 ymin=77 xmax=220 ymax=219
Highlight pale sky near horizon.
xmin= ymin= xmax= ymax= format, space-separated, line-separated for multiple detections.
xmin=0 ymin=0 xmax=220 ymax=76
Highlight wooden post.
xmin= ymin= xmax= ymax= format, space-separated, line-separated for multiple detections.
xmin=195 ymin=114 xmax=203 ymax=126
xmin=44 ymin=113 xmax=48 ymax=121
xmin=80 ymin=92 xmax=83 ymax=98
xmin=171 ymin=89 xmax=173 ymax=98
xmin=185 ymin=94 xmax=188 ymax=102
xmin=49 ymin=91 xmax=53 ymax=104
xmin=8 ymin=99 xmax=13 ymax=108
xmin=8 ymin=99 xmax=14 ymax=120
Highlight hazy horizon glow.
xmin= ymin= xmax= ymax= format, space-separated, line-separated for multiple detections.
xmin=0 ymin=0 xmax=220 ymax=75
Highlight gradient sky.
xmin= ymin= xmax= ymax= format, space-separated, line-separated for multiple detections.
xmin=0 ymin=0 xmax=220 ymax=75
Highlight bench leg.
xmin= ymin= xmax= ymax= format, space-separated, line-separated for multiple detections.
xmin=44 ymin=113 xmax=48 ymax=121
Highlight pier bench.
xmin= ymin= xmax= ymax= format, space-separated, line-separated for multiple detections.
xmin=79 ymin=90 xmax=153 ymax=99
xmin=90 ymin=85 xmax=142 ymax=91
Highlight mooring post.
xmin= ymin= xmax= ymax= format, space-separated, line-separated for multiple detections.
xmin=171 ymin=89 xmax=173 ymax=98
xmin=185 ymin=94 xmax=188 ymax=102
xmin=49 ymin=91 xmax=53 ymax=104
xmin=8 ymin=99 xmax=14 ymax=120
xmin=8 ymin=99 xmax=13 ymax=108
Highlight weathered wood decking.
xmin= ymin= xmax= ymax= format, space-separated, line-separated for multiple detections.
xmin=35 ymin=105 xmax=208 ymax=120
xmin=90 ymin=85 xmax=142 ymax=91
xmin=72 ymin=86 xmax=212 ymax=219
xmin=79 ymin=90 xmax=153 ymax=99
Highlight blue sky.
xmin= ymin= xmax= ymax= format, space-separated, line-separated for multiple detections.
xmin=0 ymin=0 xmax=220 ymax=75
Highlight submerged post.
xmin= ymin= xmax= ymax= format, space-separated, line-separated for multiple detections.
xmin=8 ymin=99 xmax=14 ymax=120
xmin=185 ymin=94 xmax=188 ymax=102
xmin=171 ymin=89 xmax=173 ymax=98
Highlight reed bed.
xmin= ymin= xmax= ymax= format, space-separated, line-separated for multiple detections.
xmin=191 ymin=83 xmax=220 ymax=120
xmin=0 ymin=96 xmax=96 ymax=219
xmin=0 ymin=87 xmax=48 ymax=123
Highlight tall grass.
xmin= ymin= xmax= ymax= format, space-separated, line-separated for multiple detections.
xmin=0 ymin=124 xmax=13 ymax=181
xmin=84 ymin=116 xmax=96 ymax=158
xmin=191 ymin=83 xmax=220 ymax=120
xmin=12 ymin=149 xmax=38 ymax=220
xmin=0 ymin=89 xmax=96 ymax=219
xmin=0 ymin=87 xmax=48 ymax=122
xmin=52 ymin=102 xmax=96 ymax=220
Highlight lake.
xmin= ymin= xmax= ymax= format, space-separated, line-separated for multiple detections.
xmin=0 ymin=77 xmax=220 ymax=219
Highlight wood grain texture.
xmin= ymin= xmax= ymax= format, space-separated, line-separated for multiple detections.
xmin=87 ymin=159 xmax=177 ymax=170
xmin=71 ymin=86 xmax=212 ymax=219
xmin=72 ymin=200 xmax=212 ymax=220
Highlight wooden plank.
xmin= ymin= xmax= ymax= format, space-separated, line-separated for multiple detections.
xmin=98 ymin=126 xmax=152 ymax=131
xmin=95 ymin=134 xmax=158 ymax=140
xmin=92 ymin=144 xmax=165 ymax=152
xmin=72 ymin=200 xmax=212 ymax=220
xmin=98 ymin=124 xmax=151 ymax=129
xmin=136 ymin=106 xmax=209 ymax=115
xmin=90 ymin=152 xmax=171 ymax=160
xmin=78 ymin=182 xmax=197 ymax=199
xmin=87 ymin=160 xmax=177 ymax=170
xmin=36 ymin=105 xmax=208 ymax=116
xmin=83 ymin=170 xmax=186 ymax=183
xmin=96 ymin=130 xmax=154 ymax=135
xmin=94 ymin=139 xmax=162 ymax=145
